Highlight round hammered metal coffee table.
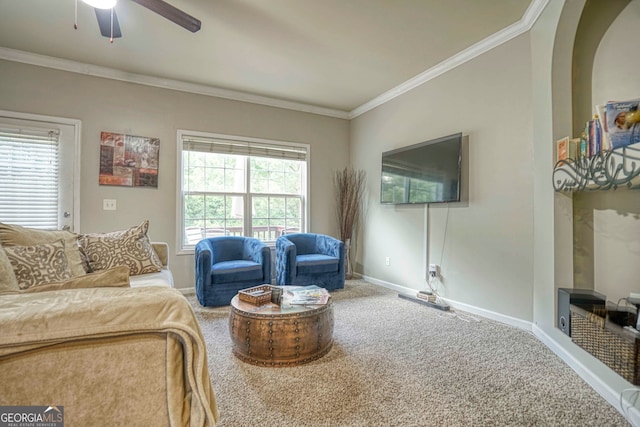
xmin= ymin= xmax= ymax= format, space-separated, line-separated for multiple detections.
xmin=229 ymin=294 xmax=334 ymax=367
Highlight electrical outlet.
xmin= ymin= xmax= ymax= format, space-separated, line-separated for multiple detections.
xmin=428 ymin=264 xmax=439 ymax=277
xmin=103 ymin=199 xmax=117 ymax=210
xmin=385 ymin=256 xmax=390 ymax=266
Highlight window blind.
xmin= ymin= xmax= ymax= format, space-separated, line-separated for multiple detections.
xmin=181 ymin=135 xmax=307 ymax=161
xmin=0 ymin=128 xmax=60 ymax=229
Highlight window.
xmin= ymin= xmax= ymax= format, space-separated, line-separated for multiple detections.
xmin=178 ymin=131 xmax=309 ymax=251
xmin=0 ymin=112 xmax=79 ymax=230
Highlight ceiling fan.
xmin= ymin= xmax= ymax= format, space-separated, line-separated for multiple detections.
xmin=77 ymin=0 xmax=201 ymax=42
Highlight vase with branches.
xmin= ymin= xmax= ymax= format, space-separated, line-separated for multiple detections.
xmin=334 ymin=167 xmax=366 ymax=279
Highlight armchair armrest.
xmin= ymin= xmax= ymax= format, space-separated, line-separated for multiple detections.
xmin=316 ymin=235 xmax=345 ymax=278
xmin=195 ymin=240 xmax=214 ymax=294
xmin=276 ymin=237 xmax=296 ymax=285
xmin=316 ymin=234 xmax=344 ymax=258
xmin=196 ymin=239 xmax=216 ymax=265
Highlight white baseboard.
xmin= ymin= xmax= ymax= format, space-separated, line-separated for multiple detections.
xmin=533 ymin=325 xmax=640 ymax=426
xmin=440 ymin=297 xmax=533 ymax=331
xmin=358 ymin=274 xmax=532 ymax=331
xmin=356 ymin=273 xmax=639 ymax=426
xmin=177 ymin=287 xmax=195 ymax=296
xmin=357 ymin=273 xmax=418 ymax=295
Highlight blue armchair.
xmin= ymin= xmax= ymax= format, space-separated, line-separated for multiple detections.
xmin=275 ymin=233 xmax=345 ymax=291
xmin=195 ymin=236 xmax=271 ymax=307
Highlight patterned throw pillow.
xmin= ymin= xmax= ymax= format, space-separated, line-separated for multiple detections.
xmin=4 ymin=239 xmax=73 ymax=290
xmin=0 ymin=222 xmax=86 ymax=277
xmin=0 ymin=247 xmax=19 ymax=292
xmin=78 ymin=220 xmax=163 ymax=276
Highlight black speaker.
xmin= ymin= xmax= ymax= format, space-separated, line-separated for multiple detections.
xmin=558 ymin=288 xmax=606 ymax=336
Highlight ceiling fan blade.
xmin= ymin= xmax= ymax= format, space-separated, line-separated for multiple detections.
xmin=95 ymin=8 xmax=122 ymax=38
xmin=130 ymin=0 xmax=201 ymax=33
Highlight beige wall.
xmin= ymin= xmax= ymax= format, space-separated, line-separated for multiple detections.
xmin=0 ymin=60 xmax=349 ymax=288
xmin=350 ymin=33 xmax=535 ymax=321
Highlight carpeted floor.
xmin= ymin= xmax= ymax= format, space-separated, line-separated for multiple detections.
xmin=188 ymin=280 xmax=629 ymax=426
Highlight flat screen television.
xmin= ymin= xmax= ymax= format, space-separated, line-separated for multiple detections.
xmin=381 ymin=132 xmax=462 ymax=204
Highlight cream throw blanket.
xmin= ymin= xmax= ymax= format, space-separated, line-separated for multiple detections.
xmin=0 ymin=286 xmax=219 ymax=426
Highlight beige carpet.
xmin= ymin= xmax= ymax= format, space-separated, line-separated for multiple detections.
xmin=188 ymin=280 xmax=629 ymax=426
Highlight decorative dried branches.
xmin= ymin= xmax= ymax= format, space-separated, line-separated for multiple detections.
xmin=334 ymin=167 xmax=367 ymax=242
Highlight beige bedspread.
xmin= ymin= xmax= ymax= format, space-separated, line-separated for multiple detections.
xmin=0 ymin=286 xmax=219 ymax=426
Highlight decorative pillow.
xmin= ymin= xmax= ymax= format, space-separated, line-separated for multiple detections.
xmin=78 ymin=245 xmax=93 ymax=273
xmin=0 ymin=247 xmax=19 ymax=292
xmin=0 ymin=222 xmax=86 ymax=277
xmin=20 ymin=265 xmax=130 ymax=293
xmin=4 ymin=239 xmax=72 ymax=290
xmin=78 ymin=220 xmax=163 ymax=276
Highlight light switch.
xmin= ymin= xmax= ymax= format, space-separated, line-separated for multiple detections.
xmin=103 ymin=199 xmax=117 ymax=210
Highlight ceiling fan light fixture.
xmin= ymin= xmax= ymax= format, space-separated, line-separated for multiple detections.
xmin=82 ymin=0 xmax=117 ymax=9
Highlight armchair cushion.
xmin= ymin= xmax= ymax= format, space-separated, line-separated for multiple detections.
xmin=211 ymin=260 xmax=264 ymax=284
xmin=296 ymin=254 xmax=339 ymax=275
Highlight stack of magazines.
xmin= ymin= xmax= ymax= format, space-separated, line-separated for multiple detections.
xmin=284 ymin=285 xmax=330 ymax=305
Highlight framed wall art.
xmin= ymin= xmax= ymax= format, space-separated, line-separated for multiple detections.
xmin=99 ymin=131 xmax=160 ymax=188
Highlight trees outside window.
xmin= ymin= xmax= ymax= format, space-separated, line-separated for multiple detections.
xmin=179 ymin=132 xmax=308 ymax=250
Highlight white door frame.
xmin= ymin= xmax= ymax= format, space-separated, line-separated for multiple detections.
xmin=0 ymin=109 xmax=81 ymax=231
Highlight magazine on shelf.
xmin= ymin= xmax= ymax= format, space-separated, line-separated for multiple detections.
xmin=595 ymin=104 xmax=611 ymax=151
xmin=586 ymin=117 xmax=603 ymax=156
xmin=605 ymin=98 xmax=640 ymax=150
xmin=284 ymin=285 xmax=330 ymax=305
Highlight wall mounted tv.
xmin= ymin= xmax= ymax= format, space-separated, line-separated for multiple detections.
xmin=381 ymin=132 xmax=462 ymax=205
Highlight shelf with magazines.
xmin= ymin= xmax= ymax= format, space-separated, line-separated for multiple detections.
xmin=553 ymin=97 xmax=640 ymax=192
xmin=552 ymin=144 xmax=640 ymax=192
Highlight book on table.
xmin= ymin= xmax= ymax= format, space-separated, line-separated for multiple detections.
xmin=284 ymin=285 xmax=330 ymax=305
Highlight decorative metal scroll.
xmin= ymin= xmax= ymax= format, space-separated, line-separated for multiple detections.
xmin=552 ymin=145 xmax=640 ymax=192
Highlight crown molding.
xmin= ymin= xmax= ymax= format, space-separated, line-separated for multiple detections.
xmin=0 ymin=46 xmax=351 ymax=120
xmin=348 ymin=0 xmax=550 ymax=119
xmin=0 ymin=0 xmax=548 ymax=121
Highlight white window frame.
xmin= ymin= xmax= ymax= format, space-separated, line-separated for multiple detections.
xmin=176 ymin=130 xmax=310 ymax=254
xmin=0 ymin=110 xmax=81 ymax=231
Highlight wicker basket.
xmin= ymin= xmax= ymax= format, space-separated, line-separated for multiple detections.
xmin=238 ymin=285 xmax=273 ymax=306
xmin=570 ymin=304 xmax=640 ymax=385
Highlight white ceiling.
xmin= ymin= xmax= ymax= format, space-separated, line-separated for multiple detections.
xmin=0 ymin=0 xmax=534 ymax=117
